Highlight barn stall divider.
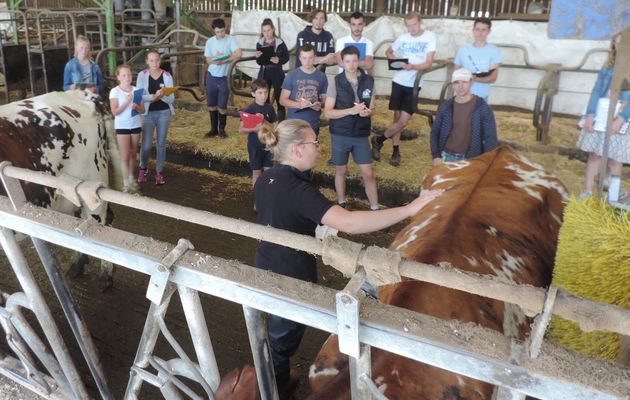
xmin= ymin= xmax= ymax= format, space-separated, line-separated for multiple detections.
xmin=0 ymin=162 xmax=629 ymax=399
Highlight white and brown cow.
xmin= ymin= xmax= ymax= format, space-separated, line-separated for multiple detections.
xmin=309 ymin=146 xmax=568 ymax=399
xmin=0 ymin=90 xmax=120 ymax=288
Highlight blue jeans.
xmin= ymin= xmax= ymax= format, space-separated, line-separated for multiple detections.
xmin=441 ymin=150 xmax=466 ymax=162
xmin=140 ymin=109 xmax=172 ymax=173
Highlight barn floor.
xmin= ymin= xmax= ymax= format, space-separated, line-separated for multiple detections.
xmin=0 ymin=163 xmax=404 ymax=399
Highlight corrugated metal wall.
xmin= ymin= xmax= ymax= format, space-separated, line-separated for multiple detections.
xmin=17 ymin=0 xmax=551 ymax=18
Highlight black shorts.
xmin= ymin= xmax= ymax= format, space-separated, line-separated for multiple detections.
xmin=388 ymin=82 xmax=419 ymax=116
xmin=116 ymin=127 xmax=142 ymax=135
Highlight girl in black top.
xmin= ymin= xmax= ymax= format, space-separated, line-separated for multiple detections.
xmin=256 ymin=19 xmax=290 ymax=120
xmin=254 ymin=119 xmax=442 ymax=392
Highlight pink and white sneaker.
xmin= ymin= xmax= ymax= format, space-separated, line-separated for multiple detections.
xmin=138 ymin=169 xmax=147 ymax=183
xmin=155 ymin=172 xmax=165 ymax=185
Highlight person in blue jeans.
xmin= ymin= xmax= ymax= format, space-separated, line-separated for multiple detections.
xmin=136 ymin=50 xmax=175 ymax=185
xmin=63 ymin=36 xmax=104 ymax=95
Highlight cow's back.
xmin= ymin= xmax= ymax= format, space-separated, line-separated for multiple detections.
xmin=0 ymin=90 xmax=115 ymax=213
xmin=310 ymin=147 xmax=568 ymax=399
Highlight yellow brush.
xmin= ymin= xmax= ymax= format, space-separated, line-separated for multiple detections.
xmin=548 ymin=197 xmax=630 ymax=360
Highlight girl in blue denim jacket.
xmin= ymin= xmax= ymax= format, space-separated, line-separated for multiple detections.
xmin=577 ymin=34 xmax=630 ymax=197
xmin=63 ymin=36 xmax=104 ymax=95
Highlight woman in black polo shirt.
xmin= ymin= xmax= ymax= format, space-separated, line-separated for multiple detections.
xmin=254 ymin=119 xmax=442 ymax=394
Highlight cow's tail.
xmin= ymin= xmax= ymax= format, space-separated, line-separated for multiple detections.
xmin=105 ymin=115 xmax=124 ymax=191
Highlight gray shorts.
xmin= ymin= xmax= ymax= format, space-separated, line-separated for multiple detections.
xmin=331 ymin=135 xmax=372 ymax=166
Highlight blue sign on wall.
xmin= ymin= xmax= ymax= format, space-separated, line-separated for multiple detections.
xmin=549 ymin=0 xmax=630 ymax=40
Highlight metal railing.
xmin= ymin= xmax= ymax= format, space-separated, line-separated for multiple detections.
xmin=1 ymin=162 xmax=630 ymax=399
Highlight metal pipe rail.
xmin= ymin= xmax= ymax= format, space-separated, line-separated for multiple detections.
xmin=2 ymin=163 xmax=630 ymax=339
xmin=0 ymin=194 xmax=629 ymax=399
xmin=0 ymin=10 xmax=34 ymax=102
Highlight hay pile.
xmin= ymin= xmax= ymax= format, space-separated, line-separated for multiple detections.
xmin=168 ymin=93 xmax=626 ymax=196
xmin=548 ymin=197 xmax=630 ymax=361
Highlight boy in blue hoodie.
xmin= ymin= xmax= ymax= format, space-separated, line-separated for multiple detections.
xmin=239 ymin=80 xmax=277 ymax=190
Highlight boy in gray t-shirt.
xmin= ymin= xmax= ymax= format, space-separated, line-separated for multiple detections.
xmin=280 ymin=44 xmax=328 ymax=135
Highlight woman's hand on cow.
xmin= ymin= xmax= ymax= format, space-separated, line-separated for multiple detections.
xmin=406 ymin=189 xmax=444 ymax=216
xmin=432 ymin=157 xmax=442 ymax=167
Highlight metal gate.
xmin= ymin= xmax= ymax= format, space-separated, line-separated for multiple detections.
xmin=0 ymin=162 xmax=629 ymax=399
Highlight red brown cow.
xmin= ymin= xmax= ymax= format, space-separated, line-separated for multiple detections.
xmin=0 ymin=90 xmax=119 ymax=288
xmin=309 ymin=146 xmax=568 ymax=399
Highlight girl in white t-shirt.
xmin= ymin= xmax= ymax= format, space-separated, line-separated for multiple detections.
xmin=109 ymin=64 xmax=144 ymax=192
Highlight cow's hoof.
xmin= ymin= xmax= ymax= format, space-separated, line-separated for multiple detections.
xmin=97 ymin=276 xmax=114 ymax=292
xmin=66 ymin=262 xmax=85 ymax=280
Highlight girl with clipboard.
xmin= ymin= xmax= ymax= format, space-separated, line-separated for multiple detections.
xmin=136 ymin=50 xmax=176 ymax=186
xmin=255 ymin=19 xmax=290 ymax=120
xmin=109 ymin=64 xmax=145 ymax=193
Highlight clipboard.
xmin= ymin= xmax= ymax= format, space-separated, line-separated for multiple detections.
xmin=212 ymin=53 xmax=230 ymax=61
xmin=131 ymin=88 xmax=143 ymax=117
xmin=344 ymin=42 xmax=366 ymax=61
xmin=472 ymin=69 xmax=495 ymax=78
xmin=239 ymin=111 xmax=264 ymax=129
xmin=388 ymin=58 xmax=409 ymax=71
xmin=258 ymin=46 xmax=277 ymax=64
xmin=161 ymin=86 xmax=178 ymax=96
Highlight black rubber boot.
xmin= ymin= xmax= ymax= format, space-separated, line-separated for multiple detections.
xmin=371 ymin=135 xmax=385 ymax=161
xmin=390 ymin=146 xmax=401 ymax=166
xmin=206 ymin=110 xmax=218 ymax=137
xmin=218 ymin=113 xmax=227 ymax=138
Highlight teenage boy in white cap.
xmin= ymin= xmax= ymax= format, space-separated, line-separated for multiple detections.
xmin=430 ymin=68 xmax=498 ymax=166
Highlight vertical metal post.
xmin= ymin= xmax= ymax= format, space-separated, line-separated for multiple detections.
xmin=336 ymin=268 xmax=371 ymax=400
xmin=242 ymin=305 xmax=278 ymax=400
xmin=105 ymin=0 xmax=116 ymax=74
xmin=31 ymin=239 xmax=114 ymax=399
xmin=177 ymin=285 xmax=221 ymax=391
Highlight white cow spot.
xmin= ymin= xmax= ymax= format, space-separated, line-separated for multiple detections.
xmin=486 ymin=226 xmax=498 ymax=236
xmin=308 ymin=365 xmax=339 ymax=379
xmin=549 ymin=210 xmax=562 ymax=227
xmin=506 ymin=162 xmax=569 ymax=202
xmin=430 ymin=174 xmax=458 ymax=187
xmin=394 ymin=213 xmax=437 ymax=251
xmin=457 ymin=375 xmax=466 ymax=387
xmin=374 ymin=376 xmax=385 ymax=385
xmin=464 ymin=256 xmax=479 ymax=268
xmin=483 ymin=250 xmax=523 ymax=284
xmin=390 ymin=369 xmax=402 ymax=386
xmin=445 ymin=160 xmax=471 ymax=170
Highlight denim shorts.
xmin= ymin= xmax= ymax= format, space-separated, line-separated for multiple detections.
xmin=331 ymin=135 xmax=372 ymax=165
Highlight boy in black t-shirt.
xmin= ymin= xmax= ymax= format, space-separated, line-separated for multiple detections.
xmin=239 ymin=80 xmax=278 ymax=190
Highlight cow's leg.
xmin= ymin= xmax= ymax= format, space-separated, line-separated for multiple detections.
xmin=66 ymin=252 xmax=89 ymax=279
xmin=97 ymin=261 xmax=115 ymax=292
